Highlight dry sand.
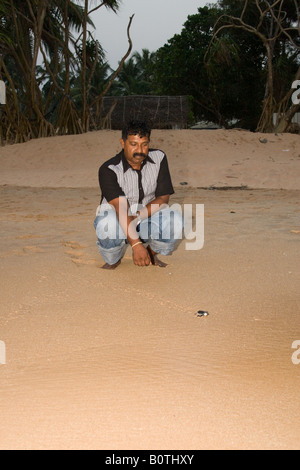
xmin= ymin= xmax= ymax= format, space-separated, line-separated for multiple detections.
xmin=0 ymin=129 xmax=299 ymax=450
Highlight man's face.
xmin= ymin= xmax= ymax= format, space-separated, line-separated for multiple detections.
xmin=121 ymin=134 xmax=150 ymax=167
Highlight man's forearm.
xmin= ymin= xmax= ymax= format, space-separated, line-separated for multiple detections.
xmin=108 ymin=196 xmax=152 ymax=266
xmin=138 ymin=195 xmax=170 ymax=220
xmin=110 ymin=196 xmax=140 ymax=246
xmin=109 ymin=195 xmax=170 ymax=246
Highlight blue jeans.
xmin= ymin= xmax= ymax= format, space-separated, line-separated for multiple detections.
xmin=94 ymin=207 xmax=184 ymax=265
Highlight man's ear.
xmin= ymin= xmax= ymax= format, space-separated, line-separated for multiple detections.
xmin=120 ymin=138 xmax=125 ymax=149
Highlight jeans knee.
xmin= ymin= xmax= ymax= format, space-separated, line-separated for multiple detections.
xmin=149 ymin=209 xmax=184 ymax=242
xmin=163 ymin=209 xmax=184 ymax=240
xmin=172 ymin=210 xmax=185 ymax=237
xmin=94 ymin=210 xmax=125 ymax=242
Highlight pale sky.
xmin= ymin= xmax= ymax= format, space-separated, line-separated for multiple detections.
xmin=90 ymin=0 xmax=217 ymax=69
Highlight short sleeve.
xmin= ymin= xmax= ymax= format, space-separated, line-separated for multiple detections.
xmin=99 ymin=164 xmax=125 ymax=203
xmin=155 ymin=155 xmax=175 ymax=198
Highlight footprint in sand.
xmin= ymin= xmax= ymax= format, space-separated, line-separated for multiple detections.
xmin=16 ymin=234 xmax=42 ymax=240
xmin=62 ymin=240 xmax=96 ymax=267
xmin=71 ymin=257 xmax=97 ymax=266
xmin=23 ymin=245 xmax=45 ymax=254
xmin=63 ymin=241 xmax=86 ymax=250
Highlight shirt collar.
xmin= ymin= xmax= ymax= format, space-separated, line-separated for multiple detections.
xmin=121 ymin=151 xmax=155 ymax=173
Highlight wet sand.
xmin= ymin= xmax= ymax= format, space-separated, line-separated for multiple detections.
xmin=0 ymin=184 xmax=299 ymax=449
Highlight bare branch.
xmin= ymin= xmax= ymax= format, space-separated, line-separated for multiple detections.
xmin=241 ymin=0 xmax=249 ymax=21
xmin=90 ymin=14 xmax=135 ymax=109
xmin=88 ymin=1 xmax=114 ymax=16
xmin=205 ymin=0 xmax=299 ymax=132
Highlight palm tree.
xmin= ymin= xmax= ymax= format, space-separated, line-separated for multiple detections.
xmin=112 ymin=48 xmax=157 ymax=95
xmin=0 ymin=0 xmax=85 ymax=139
xmin=133 ymin=49 xmax=156 ymax=86
xmin=0 ymin=0 xmax=125 ymax=141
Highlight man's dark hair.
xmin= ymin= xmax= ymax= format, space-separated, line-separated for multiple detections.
xmin=122 ymin=120 xmax=151 ymax=141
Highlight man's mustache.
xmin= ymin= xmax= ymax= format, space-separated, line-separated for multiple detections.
xmin=133 ymin=153 xmax=148 ymax=158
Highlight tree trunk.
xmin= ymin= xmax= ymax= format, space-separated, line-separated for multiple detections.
xmin=275 ymin=103 xmax=300 ymax=133
xmin=275 ymin=66 xmax=300 ymax=133
xmin=81 ymin=0 xmax=88 ymax=132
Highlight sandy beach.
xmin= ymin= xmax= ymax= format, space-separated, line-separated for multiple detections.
xmin=0 ymin=129 xmax=299 ymax=450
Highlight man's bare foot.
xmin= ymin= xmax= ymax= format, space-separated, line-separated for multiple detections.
xmin=101 ymin=260 xmax=121 ymax=270
xmin=147 ymin=246 xmax=168 ymax=268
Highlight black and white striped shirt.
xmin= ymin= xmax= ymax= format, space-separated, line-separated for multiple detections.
xmin=98 ymin=149 xmax=174 ymax=211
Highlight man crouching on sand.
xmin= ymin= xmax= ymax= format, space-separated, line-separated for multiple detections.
xmin=94 ymin=120 xmax=184 ymax=270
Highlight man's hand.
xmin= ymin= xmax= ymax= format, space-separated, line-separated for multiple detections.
xmin=132 ymin=244 xmax=152 ymax=267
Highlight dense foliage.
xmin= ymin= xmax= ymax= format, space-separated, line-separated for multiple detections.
xmin=0 ymin=0 xmax=299 ymax=143
xmin=0 ymin=0 xmax=130 ymax=143
xmin=151 ymin=0 xmax=300 ymax=131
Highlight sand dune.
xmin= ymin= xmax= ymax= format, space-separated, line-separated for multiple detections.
xmin=0 ymin=129 xmax=299 ymax=189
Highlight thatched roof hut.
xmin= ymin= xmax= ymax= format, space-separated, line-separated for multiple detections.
xmin=99 ymin=95 xmax=190 ymax=129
